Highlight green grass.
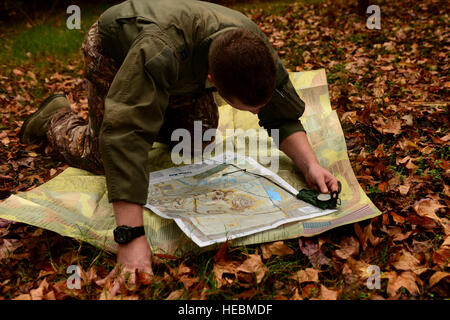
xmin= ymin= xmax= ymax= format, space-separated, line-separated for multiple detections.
xmin=0 ymin=4 xmax=111 ymax=69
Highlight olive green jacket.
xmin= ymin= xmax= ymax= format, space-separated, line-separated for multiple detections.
xmin=97 ymin=0 xmax=306 ymax=204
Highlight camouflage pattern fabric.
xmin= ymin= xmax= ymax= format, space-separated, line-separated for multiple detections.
xmin=0 ymin=70 xmax=381 ymax=256
xmin=46 ymin=21 xmax=219 ymax=175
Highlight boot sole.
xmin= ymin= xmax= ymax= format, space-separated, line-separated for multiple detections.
xmin=19 ymin=93 xmax=67 ymax=144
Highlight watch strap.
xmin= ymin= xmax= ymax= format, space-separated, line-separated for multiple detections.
xmin=129 ymin=226 xmax=145 ymax=239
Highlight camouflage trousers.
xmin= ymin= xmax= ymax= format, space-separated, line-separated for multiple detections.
xmin=47 ymin=21 xmax=219 ymax=175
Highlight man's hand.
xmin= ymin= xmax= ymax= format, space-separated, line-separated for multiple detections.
xmin=304 ymin=162 xmax=338 ymax=193
xmin=96 ymin=236 xmax=153 ymax=297
xmin=96 ymin=201 xmax=154 ymax=297
xmin=279 ymin=131 xmax=338 ymax=193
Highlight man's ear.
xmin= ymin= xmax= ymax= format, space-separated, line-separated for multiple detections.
xmin=207 ymin=73 xmax=215 ymax=85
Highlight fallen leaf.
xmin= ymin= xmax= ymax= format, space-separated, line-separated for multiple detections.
xmin=290 ymin=288 xmax=303 ymax=300
xmin=342 ymin=257 xmax=372 ymax=281
xmin=373 ymin=118 xmax=402 ymax=135
xmin=81 ymin=266 xmax=98 ymax=285
xmin=237 ymin=254 xmax=267 ymax=284
xmin=0 ymin=239 xmax=22 ymax=260
xmin=320 ymin=285 xmax=339 ymax=300
xmin=261 ymin=241 xmax=294 ymax=259
xmin=13 ymin=294 xmax=31 ymax=300
xmin=429 ymin=271 xmax=450 ymax=287
xmin=354 ymin=222 xmax=382 ymax=250
xmin=440 ymin=133 xmax=450 ymax=142
xmin=30 ymin=278 xmax=49 ymax=300
xmin=390 ymin=212 xmax=406 ymax=224
xmin=398 ymin=184 xmax=410 ymax=195
xmin=165 ymin=289 xmax=184 ymax=300
xmin=212 ymin=241 xmax=240 ymax=288
xmin=1 ymin=136 xmax=10 ymax=146
xmin=414 ymin=198 xmax=444 ymax=225
xmin=433 ymin=236 xmax=450 ymax=268
xmin=391 ymin=249 xmax=426 ymax=275
xmin=179 ymin=276 xmax=199 ymax=290
xmin=44 ymin=290 xmax=56 ymax=300
xmin=334 ymin=236 xmax=360 ymax=260
xmin=298 ymin=237 xmax=329 ymax=268
xmin=384 ymin=271 xmax=421 ymax=297
xmin=301 ymin=283 xmax=319 ymax=298
xmin=290 ymin=268 xmax=319 ymax=284
xmin=177 ymin=261 xmax=192 ymax=277
xmin=13 ymin=69 xmax=24 ymax=76
xmin=136 ymin=271 xmax=154 ymax=286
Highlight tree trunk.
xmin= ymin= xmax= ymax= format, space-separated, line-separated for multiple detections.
xmin=358 ymin=0 xmax=370 ymax=16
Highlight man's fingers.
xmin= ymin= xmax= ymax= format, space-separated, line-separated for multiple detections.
xmin=317 ymin=177 xmax=329 ymax=194
xmin=96 ymin=267 xmax=118 ymax=286
xmin=326 ymin=175 xmax=339 ymax=193
xmin=127 ymin=271 xmax=137 ymax=290
xmin=110 ymin=277 xmax=122 ymax=297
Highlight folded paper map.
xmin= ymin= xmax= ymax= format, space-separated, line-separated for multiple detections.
xmin=145 ymin=152 xmax=335 ymax=247
xmin=0 ymin=69 xmax=381 ymax=256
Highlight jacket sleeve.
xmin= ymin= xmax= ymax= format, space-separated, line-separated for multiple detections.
xmin=99 ymin=34 xmax=179 ymax=204
xmin=257 ymin=60 xmax=306 ymax=147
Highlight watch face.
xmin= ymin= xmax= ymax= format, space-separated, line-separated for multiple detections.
xmin=114 ymin=226 xmax=131 ymax=244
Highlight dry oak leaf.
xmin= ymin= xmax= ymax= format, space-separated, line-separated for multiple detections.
xmin=398 ymin=184 xmax=411 ymax=196
xmin=212 ymin=241 xmax=239 ymax=287
xmin=180 ymin=276 xmax=199 ymax=290
xmin=290 ymin=268 xmax=319 ymax=284
xmin=165 ymin=289 xmax=184 ymax=300
xmin=414 ymin=198 xmax=445 ymax=226
xmin=237 ymin=254 xmax=268 ymax=284
xmin=373 ymin=117 xmax=402 ymax=135
xmin=354 ymin=222 xmax=382 ymax=250
xmin=385 ymin=227 xmax=413 ymax=242
xmin=13 ymin=294 xmax=32 ymax=300
xmin=0 ymin=239 xmax=22 ymax=260
xmin=342 ymin=257 xmax=372 ymax=281
xmin=390 ymin=212 xmax=406 ymax=224
xmin=290 ymin=288 xmax=303 ymax=300
xmin=441 ymin=218 xmax=450 ymax=236
xmin=298 ymin=237 xmax=329 ymax=268
xmin=432 ymin=236 xmax=450 ymax=268
xmin=81 ymin=266 xmax=99 ymax=285
xmin=391 ymin=249 xmax=427 ymax=275
xmin=30 ymin=278 xmax=50 ymax=300
xmin=440 ymin=133 xmax=450 ymax=142
xmin=320 ymin=285 xmax=340 ymax=300
xmin=333 ymin=236 xmax=360 ymax=260
xmin=212 ymin=259 xmax=240 ymax=288
xmin=261 ymin=241 xmax=294 ymax=259
xmin=383 ymin=271 xmax=421 ymax=297
xmin=177 ymin=261 xmax=192 ymax=277
xmin=429 ymin=271 xmax=450 ymax=287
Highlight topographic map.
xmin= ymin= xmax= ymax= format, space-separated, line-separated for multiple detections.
xmin=145 ymin=153 xmax=334 ymax=247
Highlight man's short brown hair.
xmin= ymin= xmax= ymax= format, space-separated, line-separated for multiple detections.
xmin=208 ymin=28 xmax=276 ymax=107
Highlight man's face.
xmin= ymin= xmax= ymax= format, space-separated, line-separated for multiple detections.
xmin=208 ymin=73 xmax=265 ymax=114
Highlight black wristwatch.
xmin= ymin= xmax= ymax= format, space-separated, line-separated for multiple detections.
xmin=113 ymin=225 xmax=145 ymax=244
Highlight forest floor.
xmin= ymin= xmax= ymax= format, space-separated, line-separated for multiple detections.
xmin=0 ymin=0 xmax=448 ymax=300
